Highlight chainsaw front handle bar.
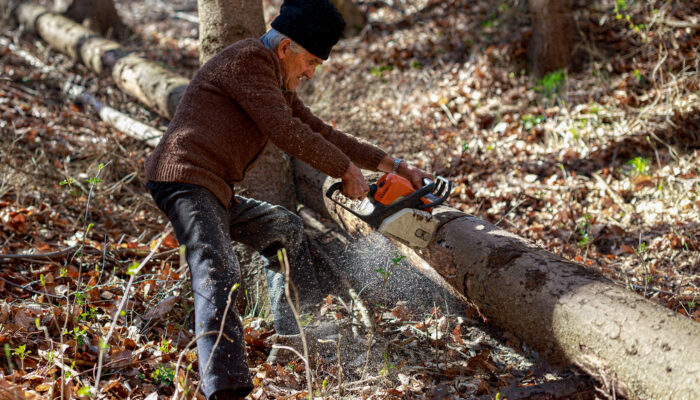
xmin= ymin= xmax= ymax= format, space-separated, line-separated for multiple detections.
xmin=416 ymin=176 xmax=452 ymax=210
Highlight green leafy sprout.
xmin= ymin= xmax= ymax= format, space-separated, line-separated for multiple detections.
xmin=577 ymin=214 xmax=594 ymax=248
xmin=152 ymin=365 xmax=175 ymax=386
xmin=521 ymin=114 xmax=545 ymax=130
xmin=627 ymin=156 xmax=650 ymax=176
xmin=533 ymin=69 xmax=566 ymax=97
xmin=12 ymin=345 xmax=30 ymax=369
xmin=158 ymin=338 xmax=172 ymax=354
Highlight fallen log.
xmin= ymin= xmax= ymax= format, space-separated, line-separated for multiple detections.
xmin=294 ymin=160 xmax=700 ymax=400
xmin=15 ymin=2 xmax=188 ymax=118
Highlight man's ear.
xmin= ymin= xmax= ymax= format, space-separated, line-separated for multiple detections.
xmin=276 ymin=38 xmax=292 ymax=60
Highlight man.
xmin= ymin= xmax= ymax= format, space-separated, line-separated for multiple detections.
xmin=145 ymin=0 xmax=431 ymax=398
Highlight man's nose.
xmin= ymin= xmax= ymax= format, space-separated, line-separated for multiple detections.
xmin=304 ymin=68 xmax=315 ymax=79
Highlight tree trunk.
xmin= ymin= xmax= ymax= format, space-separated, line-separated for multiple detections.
xmin=54 ymin=0 xmax=129 ymax=40
xmin=294 ymin=163 xmax=700 ymax=400
xmin=329 ymin=0 xmax=365 ymax=37
xmin=528 ymin=0 xmax=575 ymax=77
xmin=196 ymin=0 xmax=265 ymax=65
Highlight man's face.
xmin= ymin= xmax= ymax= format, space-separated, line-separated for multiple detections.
xmin=276 ymin=39 xmax=323 ymax=92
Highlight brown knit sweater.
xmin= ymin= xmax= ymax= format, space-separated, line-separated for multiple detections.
xmin=146 ymin=38 xmax=387 ymax=206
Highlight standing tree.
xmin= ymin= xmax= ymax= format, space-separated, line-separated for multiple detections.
xmin=196 ymin=0 xmax=265 ymax=64
xmin=330 ymin=0 xmax=365 ymax=37
xmin=528 ymin=0 xmax=575 ymax=77
xmin=54 ymin=0 xmax=129 ymax=40
xmin=197 ymin=0 xmax=297 ymax=210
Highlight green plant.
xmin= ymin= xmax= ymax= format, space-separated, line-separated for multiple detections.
xmin=74 ymin=291 xmax=85 ymax=307
xmin=158 ymin=338 xmax=172 ymax=354
xmin=521 ymin=114 xmax=545 ymax=130
xmin=77 ymin=386 xmax=92 ymax=397
xmin=12 ymin=345 xmax=30 ymax=369
xmin=577 ymin=214 xmax=594 ymax=248
xmin=370 ymin=65 xmax=393 ymax=77
xmin=45 ymin=350 xmax=55 ymax=364
xmin=375 ymin=267 xmax=390 ymax=280
xmin=378 ymin=352 xmax=396 ymax=376
xmin=64 ymin=360 xmax=76 ymax=379
xmin=636 ymin=241 xmax=647 ymax=255
xmin=59 ymin=177 xmax=74 ymax=187
xmin=80 ymin=307 xmax=97 ymax=322
xmin=126 ymin=261 xmax=141 ymax=276
xmin=300 ymin=313 xmax=314 ymax=327
xmin=533 ymin=69 xmax=565 ymax=97
xmin=627 ymin=156 xmax=650 ymax=176
xmin=3 ymin=344 xmax=13 ymax=372
xmin=152 ymin=365 xmax=175 ymax=386
xmin=70 ymin=327 xmax=88 ymax=346
xmin=614 ymin=0 xmax=627 ymax=13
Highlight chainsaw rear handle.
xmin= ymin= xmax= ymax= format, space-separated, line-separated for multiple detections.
xmin=324 ymin=181 xmax=379 ymax=222
xmin=325 ymin=181 xmax=376 ymax=202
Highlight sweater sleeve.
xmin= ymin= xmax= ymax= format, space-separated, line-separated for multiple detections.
xmin=217 ymin=46 xmax=351 ymax=179
xmin=288 ymin=93 xmax=387 ymax=171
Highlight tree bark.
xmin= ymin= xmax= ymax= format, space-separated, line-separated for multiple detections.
xmin=294 ymin=163 xmax=700 ymax=400
xmin=196 ymin=0 xmax=265 ymax=65
xmin=527 ymin=0 xmax=575 ymax=77
xmin=54 ymin=0 xmax=130 ymax=40
xmin=329 ymin=0 xmax=365 ymax=37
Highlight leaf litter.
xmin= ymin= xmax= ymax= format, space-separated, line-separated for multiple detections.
xmin=0 ymin=0 xmax=698 ymax=398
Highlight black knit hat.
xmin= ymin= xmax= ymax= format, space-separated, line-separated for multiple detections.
xmin=271 ymin=0 xmax=346 ymax=60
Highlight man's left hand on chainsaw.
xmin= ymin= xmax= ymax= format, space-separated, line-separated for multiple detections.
xmin=379 ymin=155 xmax=433 ymax=189
xmin=398 ymin=162 xmax=434 ymax=190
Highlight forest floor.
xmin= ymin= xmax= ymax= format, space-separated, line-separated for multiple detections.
xmin=0 ymin=0 xmax=698 ymax=399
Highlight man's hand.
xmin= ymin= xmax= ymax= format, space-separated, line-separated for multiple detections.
xmin=397 ymin=162 xmax=434 ymax=189
xmin=378 ymin=155 xmax=433 ymax=189
xmin=341 ymin=162 xmax=369 ymax=200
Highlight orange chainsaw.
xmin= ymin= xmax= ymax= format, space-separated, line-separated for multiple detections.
xmin=325 ymin=173 xmax=451 ymax=248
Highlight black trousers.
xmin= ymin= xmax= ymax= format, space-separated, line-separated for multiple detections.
xmin=147 ymin=181 xmax=321 ymax=399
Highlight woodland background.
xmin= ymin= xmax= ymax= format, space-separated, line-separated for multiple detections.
xmin=0 ymin=0 xmax=698 ymax=399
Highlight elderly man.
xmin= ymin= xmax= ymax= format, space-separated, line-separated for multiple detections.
xmin=145 ymin=0 xmax=431 ymax=398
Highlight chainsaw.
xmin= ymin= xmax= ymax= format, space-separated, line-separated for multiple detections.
xmin=325 ymin=173 xmax=452 ymax=248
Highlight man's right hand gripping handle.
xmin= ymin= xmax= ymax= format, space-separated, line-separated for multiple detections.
xmin=340 ymin=162 xmax=369 ymax=200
